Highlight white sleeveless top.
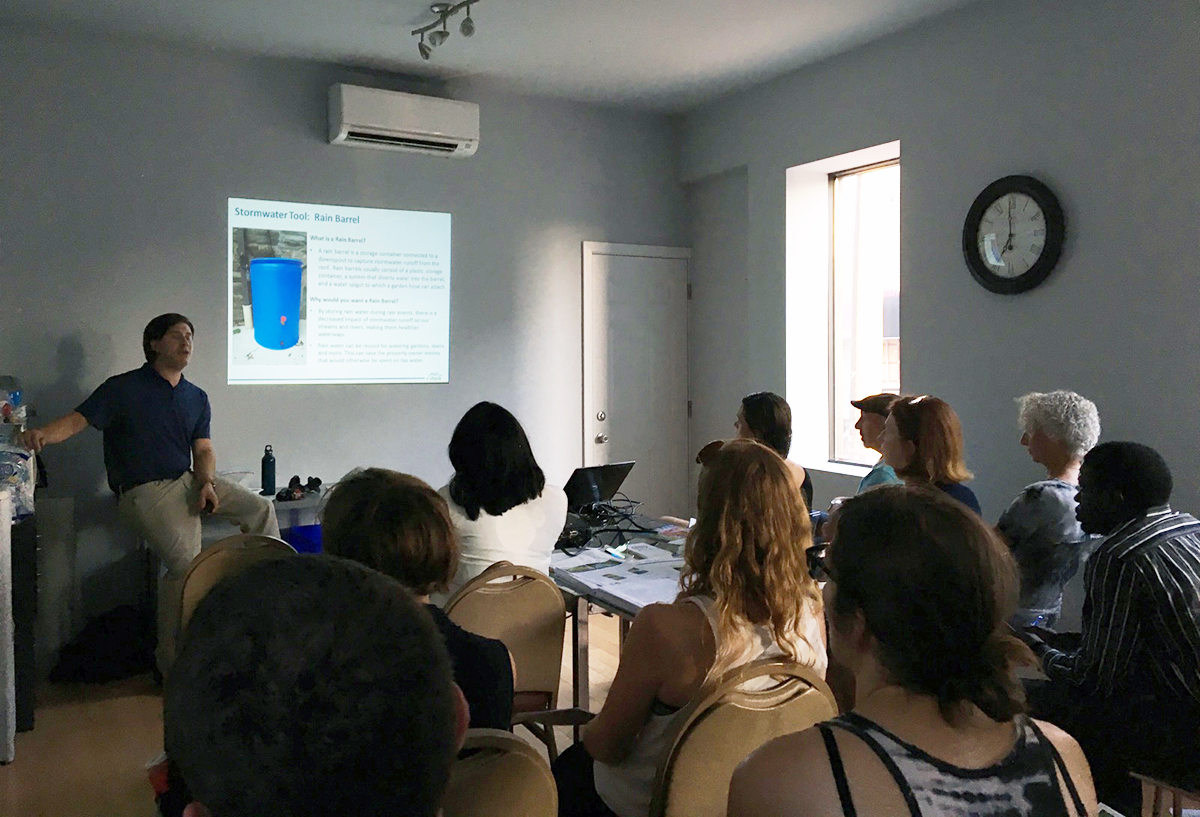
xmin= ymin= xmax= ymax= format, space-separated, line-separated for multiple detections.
xmin=437 ymin=484 xmax=568 ymax=596
xmin=593 ymin=595 xmax=826 ymax=817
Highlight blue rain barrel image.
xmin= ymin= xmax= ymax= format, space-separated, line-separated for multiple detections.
xmin=249 ymin=257 xmax=302 ymax=350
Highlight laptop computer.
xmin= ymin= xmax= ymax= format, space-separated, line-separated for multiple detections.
xmin=563 ymin=461 xmax=636 ymax=511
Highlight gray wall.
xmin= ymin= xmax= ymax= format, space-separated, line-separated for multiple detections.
xmin=0 ymin=27 xmax=685 ymax=614
xmin=685 ymin=167 xmax=749 ymax=510
xmin=681 ymin=0 xmax=1200 ymax=522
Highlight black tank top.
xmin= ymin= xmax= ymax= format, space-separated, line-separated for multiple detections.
xmin=818 ymin=713 xmax=1087 ymax=817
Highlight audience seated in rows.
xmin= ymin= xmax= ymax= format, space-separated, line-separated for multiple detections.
xmin=440 ymin=401 xmax=568 ymax=596
xmin=553 ymin=438 xmax=827 ymax=817
xmin=729 ymin=485 xmax=1097 ymax=817
xmin=164 ymin=555 xmax=468 ymax=817
xmin=880 ymin=395 xmax=982 ymax=514
xmin=849 ymin=392 xmax=902 ymax=494
xmin=1021 ymin=441 xmax=1200 ymax=815
xmin=997 ymin=390 xmax=1100 ymax=628
xmin=322 ymin=467 xmax=515 ymax=730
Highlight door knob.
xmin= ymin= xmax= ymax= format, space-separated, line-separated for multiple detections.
xmin=595 ymin=433 xmax=609 ymax=444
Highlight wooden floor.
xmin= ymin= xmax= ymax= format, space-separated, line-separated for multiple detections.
xmin=0 ymin=611 xmax=622 ymax=816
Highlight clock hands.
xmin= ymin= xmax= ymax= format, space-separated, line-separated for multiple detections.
xmin=1004 ymin=195 xmax=1015 ymax=255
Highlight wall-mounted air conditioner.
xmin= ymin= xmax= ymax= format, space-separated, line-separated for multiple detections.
xmin=328 ymin=84 xmax=479 ymax=158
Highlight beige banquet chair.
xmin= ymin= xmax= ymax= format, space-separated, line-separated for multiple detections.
xmin=648 ymin=657 xmax=837 ymax=817
xmin=444 ymin=561 xmax=567 ymax=757
xmin=175 ymin=533 xmax=296 ymax=651
xmin=442 ymin=729 xmax=558 ymax=817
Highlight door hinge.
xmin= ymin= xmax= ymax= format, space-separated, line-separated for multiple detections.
xmin=687 ymin=400 xmax=692 ymax=418
xmin=686 ymin=283 xmax=693 ymax=300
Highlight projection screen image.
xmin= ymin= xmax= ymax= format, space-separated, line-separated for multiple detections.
xmin=228 ymin=197 xmax=451 ymax=385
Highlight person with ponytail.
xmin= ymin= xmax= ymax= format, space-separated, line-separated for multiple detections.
xmin=729 ymin=485 xmax=1097 ymax=817
xmin=553 ymin=439 xmax=826 ymax=817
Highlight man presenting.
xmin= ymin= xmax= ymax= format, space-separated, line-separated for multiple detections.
xmin=1020 ymin=441 xmax=1200 ymax=813
xmin=21 ymin=313 xmax=279 ymax=672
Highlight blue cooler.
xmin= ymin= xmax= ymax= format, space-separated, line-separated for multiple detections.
xmin=281 ymin=523 xmax=322 ymax=554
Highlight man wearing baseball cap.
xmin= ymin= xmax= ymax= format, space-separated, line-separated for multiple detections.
xmin=850 ymin=393 xmax=902 ymax=493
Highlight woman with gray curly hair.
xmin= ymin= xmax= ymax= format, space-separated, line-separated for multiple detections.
xmin=997 ymin=390 xmax=1101 ymax=627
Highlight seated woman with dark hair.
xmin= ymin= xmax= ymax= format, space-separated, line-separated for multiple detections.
xmin=440 ymin=401 xmax=568 ymax=594
xmin=322 ymin=467 xmax=514 ymax=731
xmin=879 ymin=394 xmax=982 ymax=514
xmin=698 ymin=392 xmax=813 ymax=508
xmin=729 ymin=485 xmax=1097 ymax=817
xmin=554 ymin=439 xmax=826 ymax=817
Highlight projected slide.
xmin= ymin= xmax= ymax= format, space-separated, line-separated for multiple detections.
xmin=228 ymin=197 xmax=451 ymax=384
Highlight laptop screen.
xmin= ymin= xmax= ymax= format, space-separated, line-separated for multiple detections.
xmin=563 ymin=461 xmax=636 ymax=511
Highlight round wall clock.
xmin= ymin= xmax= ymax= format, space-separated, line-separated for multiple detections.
xmin=962 ymin=175 xmax=1065 ymax=294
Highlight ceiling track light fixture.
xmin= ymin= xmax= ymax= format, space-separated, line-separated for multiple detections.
xmin=410 ymin=1 xmax=479 ymax=59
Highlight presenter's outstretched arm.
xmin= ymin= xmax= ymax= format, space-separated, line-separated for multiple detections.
xmin=18 ymin=411 xmax=89 ymax=452
xmin=192 ymin=438 xmax=220 ymax=514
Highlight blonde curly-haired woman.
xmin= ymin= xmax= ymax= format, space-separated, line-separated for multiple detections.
xmin=553 ymin=439 xmax=827 ymax=817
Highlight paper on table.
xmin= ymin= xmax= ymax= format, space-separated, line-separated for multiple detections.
xmin=553 ymin=549 xmax=622 ymax=571
xmin=605 ymin=578 xmax=681 ymax=609
xmin=588 ymin=559 xmax=682 ymax=588
xmin=623 ymin=543 xmax=678 ymax=562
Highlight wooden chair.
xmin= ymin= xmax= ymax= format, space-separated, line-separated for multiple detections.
xmin=1132 ymin=771 xmax=1200 ymax=816
xmin=176 ymin=533 xmax=296 ymax=648
xmin=648 ymin=657 xmax=837 ymax=817
xmin=444 ymin=562 xmax=566 ymax=758
xmin=442 ymin=729 xmax=557 ymax=817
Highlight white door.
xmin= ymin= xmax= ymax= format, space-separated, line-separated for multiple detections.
xmin=582 ymin=242 xmax=690 ymax=519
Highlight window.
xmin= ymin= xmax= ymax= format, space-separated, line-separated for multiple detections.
xmin=830 ymin=161 xmax=901 ymax=465
xmin=785 ymin=141 xmax=900 ymax=473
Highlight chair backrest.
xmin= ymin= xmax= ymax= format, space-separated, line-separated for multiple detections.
xmin=177 ymin=534 xmax=296 ymax=648
xmin=444 ymin=562 xmax=565 ymax=708
xmin=649 ymin=657 xmax=837 ymax=817
xmin=442 ymin=729 xmax=557 ymax=817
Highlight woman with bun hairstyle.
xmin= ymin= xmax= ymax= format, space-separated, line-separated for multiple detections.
xmin=729 ymin=485 xmax=1096 ymax=817
xmin=878 ymin=394 xmax=981 ymax=514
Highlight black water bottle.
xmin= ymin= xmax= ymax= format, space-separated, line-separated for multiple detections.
xmin=261 ymin=445 xmax=276 ymax=496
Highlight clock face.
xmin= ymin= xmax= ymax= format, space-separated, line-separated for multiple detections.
xmin=962 ymin=175 xmax=1065 ymax=295
xmin=975 ymin=192 xmax=1047 ymax=278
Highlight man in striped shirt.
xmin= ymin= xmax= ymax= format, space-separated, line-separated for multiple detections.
xmin=1022 ymin=441 xmax=1200 ymax=813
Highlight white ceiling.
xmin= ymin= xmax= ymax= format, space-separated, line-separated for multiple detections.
xmin=4 ymin=0 xmax=982 ymax=110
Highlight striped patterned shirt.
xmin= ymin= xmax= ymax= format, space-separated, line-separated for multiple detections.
xmin=1042 ymin=506 xmax=1200 ymax=705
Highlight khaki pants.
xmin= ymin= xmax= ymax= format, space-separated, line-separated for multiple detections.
xmin=119 ymin=472 xmax=280 ymax=673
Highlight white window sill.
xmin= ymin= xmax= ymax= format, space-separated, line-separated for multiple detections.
xmin=801 ymin=460 xmax=871 ymax=479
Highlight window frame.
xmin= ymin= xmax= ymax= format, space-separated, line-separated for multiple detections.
xmin=784 ymin=140 xmax=901 ymax=478
xmin=827 ymin=158 xmax=901 ymax=467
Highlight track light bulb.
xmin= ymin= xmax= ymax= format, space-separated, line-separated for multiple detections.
xmin=418 ymin=36 xmax=431 ymax=59
xmin=460 ymin=8 xmax=474 ymax=36
xmin=429 ymin=28 xmax=449 ymax=47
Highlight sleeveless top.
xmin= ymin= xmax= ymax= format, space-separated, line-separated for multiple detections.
xmin=594 ymin=595 xmax=826 ymax=817
xmin=818 ymin=712 xmax=1088 ymax=817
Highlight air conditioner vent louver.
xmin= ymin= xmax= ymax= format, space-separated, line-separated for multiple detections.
xmin=344 ymin=131 xmax=461 ymax=153
xmin=329 ymin=84 xmax=479 ymax=158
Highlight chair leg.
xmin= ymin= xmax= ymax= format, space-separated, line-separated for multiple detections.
xmin=518 ymin=721 xmax=560 ymax=763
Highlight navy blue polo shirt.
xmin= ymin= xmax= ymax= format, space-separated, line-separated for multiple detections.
xmin=76 ymin=363 xmax=212 ymax=494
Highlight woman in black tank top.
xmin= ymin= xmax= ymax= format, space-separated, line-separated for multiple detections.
xmin=729 ymin=485 xmax=1097 ymax=817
